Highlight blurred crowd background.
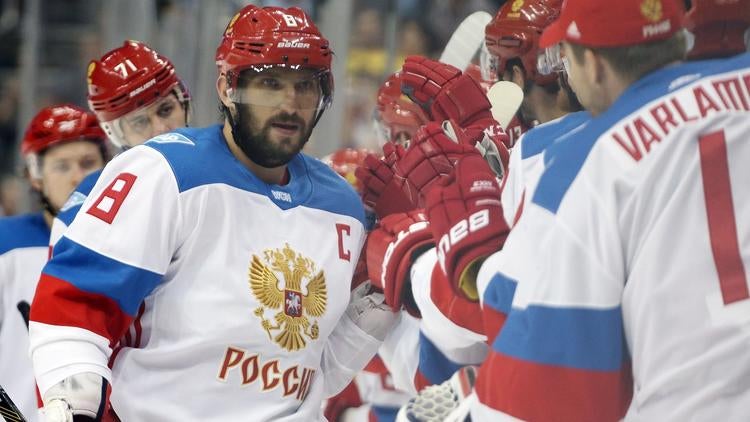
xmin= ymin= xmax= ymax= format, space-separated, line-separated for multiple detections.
xmin=0 ymin=0 xmax=507 ymax=216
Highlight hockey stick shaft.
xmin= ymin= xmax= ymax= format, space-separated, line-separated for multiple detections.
xmin=0 ymin=384 xmax=27 ymax=422
xmin=439 ymin=11 xmax=493 ymax=71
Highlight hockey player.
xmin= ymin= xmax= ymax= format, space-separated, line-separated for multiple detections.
xmin=0 ymin=105 xmax=107 ymax=421
xmin=48 ymin=40 xmax=191 ymax=249
xmin=483 ymin=0 xmax=576 ymax=128
xmin=361 ymin=0 xmax=583 ymax=392
xmin=470 ymin=0 xmax=750 ymax=419
xmin=373 ymin=72 xmax=429 ymax=148
xmin=30 ymin=5 xmax=397 ymax=421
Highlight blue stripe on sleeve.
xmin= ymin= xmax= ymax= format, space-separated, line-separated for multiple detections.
xmin=482 ymin=272 xmax=518 ymax=315
xmin=43 ymin=236 xmax=163 ymax=316
xmin=494 ymin=304 xmax=626 ymax=372
xmin=418 ymin=331 xmax=463 ymax=385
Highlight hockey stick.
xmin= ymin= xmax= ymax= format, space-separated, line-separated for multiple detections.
xmin=0 ymin=384 xmax=27 ymax=422
xmin=487 ymin=81 xmax=524 ymax=129
xmin=439 ymin=11 xmax=493 ymax=71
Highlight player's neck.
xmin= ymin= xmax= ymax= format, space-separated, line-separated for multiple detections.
xmin=42 ymin=210 xmax=54 ymax=228
xmin=222 ymin=123 xmax=289 ymax=185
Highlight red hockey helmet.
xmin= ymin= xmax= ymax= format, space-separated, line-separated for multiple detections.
xmin=215 ymin=36 xmax=232 ymax=73
xmin=484 ymin=0 xmax=563 ymax=85
xmin=374 ymin=72 xmax=428 ymax=146
xmin=87 ymin=40 xmax=190 ymax=145
xmin=322 ymin=148 xmax=373 ymax=192
xmin=685 ymin=0 xmax=750 ymax=59
xmin=21 ymin=104 xmax=108 ymax=178
xmin=22 ymin=104 xmax=106 ymax=156
xmin=218 ymin=5 xmax=333 ymax=115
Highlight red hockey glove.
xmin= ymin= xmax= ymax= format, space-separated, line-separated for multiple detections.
xmin=426 ymin=153 xmax=509 ymax=301
xmin=401 ymin=56 xmax=494 ymax=128
xmin=366 ymin=210 xmax=433 ymax=315
xmin=393 ymin=122 xmax=477 ymax=208
xmin=355 ymin=142 xmax=413 ymax=218
xmin=442 ymin=119 xmax=512 ymax=180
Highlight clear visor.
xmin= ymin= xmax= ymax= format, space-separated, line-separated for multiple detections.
xmin=480 ymin=43 xmax=501 ymax=82
xmin=103 ymin=89 xmax=189 ymax=149
xmin=372 ymin=110 xmax=391 ymax=148
xmin=537 ymin=44 xmax=567 ymax=76
xmin=228 ymin=65 xmax=326 ymax=111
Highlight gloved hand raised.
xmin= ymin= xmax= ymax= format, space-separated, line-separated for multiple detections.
xmin=400 ymin=56 xmax=494 ymax=128
xmin=426 ymin=153 xmax=509 ymax=301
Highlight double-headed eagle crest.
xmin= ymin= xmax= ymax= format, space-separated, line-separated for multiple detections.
xmin=249 ymin=243 xmax=327 ymax=351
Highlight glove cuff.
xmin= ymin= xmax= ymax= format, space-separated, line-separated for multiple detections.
xmin=367 ymin=216 xmax=434 ymax=311
xmin=42 ymin=372 xmax=109 ymax=421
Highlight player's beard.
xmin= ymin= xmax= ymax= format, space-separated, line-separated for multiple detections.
xmin=231 ymin=103 xmax=312 ymax=168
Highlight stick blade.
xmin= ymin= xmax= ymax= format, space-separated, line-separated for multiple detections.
xmin=487 ymin=81 xmax=524 ymax=129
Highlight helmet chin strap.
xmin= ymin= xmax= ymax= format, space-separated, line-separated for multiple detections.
xmin=39 ymin=192 xmax=58 ymax=217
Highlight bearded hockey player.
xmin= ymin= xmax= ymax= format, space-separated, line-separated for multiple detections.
xmin=29 ymin=5 xmax=397 ymax=421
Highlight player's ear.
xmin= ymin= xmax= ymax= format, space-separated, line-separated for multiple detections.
xmin=216 ymin=75 xmax=234 ymax=109
xmin=29 ymin=176 xmax=42 ymax=192
xmin=584 ymin=48 xmax=606 ymax=86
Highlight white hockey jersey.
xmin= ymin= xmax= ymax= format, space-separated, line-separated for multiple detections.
xmin=473 ymin=53 xmax=750 ymax=421
xmin=0 ymin=213 xmax=49 ymax=422
xmin=29 ymin=125 xmax=377 ymax=421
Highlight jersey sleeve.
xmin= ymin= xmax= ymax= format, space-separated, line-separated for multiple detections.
xmin=319 ymin=228 xmax=389 ymax=398
xmin=320 ymin=303 xmax=386 ymax=398
xmin=473 ymin=199 xmax=632 ymax=421
xmin=376 ymin=311 xmax=421 ymax=395
xmin=29 ymin=146 xmax=182 ymax=395
xmin=409 ymin=249 xmax=488 ymax=391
